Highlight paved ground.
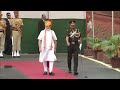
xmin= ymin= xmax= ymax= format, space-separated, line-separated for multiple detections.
xmin=0 ymin=53 xmax=120 ymax=79
xmin=0 ymin=67 xmax=29 ymax=79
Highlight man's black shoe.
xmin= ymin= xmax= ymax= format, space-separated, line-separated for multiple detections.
xmin=43 ymin=72 xmax=47 ymax=75
xmin=74 ymin=72 xmax=78 ymax=75
xmin=0 ymin=56 xmax=4 ymax=58
xmin=68 ymin=71 xmax=72 ymax=73
xmin=49 ymin=72 xmax=55 ymax=76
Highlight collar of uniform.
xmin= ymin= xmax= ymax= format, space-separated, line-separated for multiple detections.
xmin=70 ymin=28 xmax=76 ymax=32
xmin=15 ymin=17 xmax=20 ymax=19
xmin=42 ymin=19 xmax=45 ymax=22
xmin=0 ymin=19 xmax=4 ymax=21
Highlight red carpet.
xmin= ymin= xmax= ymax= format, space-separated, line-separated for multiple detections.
xmin=0 ymin=61 xmax=77 ymax=79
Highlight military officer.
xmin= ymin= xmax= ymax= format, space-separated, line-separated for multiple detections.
xmin=4 ymin=12 xmax=12 ymax=55
xmin=66 ymin=20 xmax=81 ymax=75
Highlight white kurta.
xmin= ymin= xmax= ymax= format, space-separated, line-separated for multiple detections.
xmin=38 ymin=29 xmax=57 ymax=62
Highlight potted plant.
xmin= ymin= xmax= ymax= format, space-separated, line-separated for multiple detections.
xmin=85 ymin=25 xmax=105 ymax=57
xmin=89 ymin=37 xmax=102 ymax=59
xmin=100 ymin=40 xmax=111 ymax=64
xmin=84 ymin=37 xmax=93 ymax=56
xmin=85 ymin=37 xmax=102 ymax=59
xmin=101 ymin=34 xmax=120 ymax=68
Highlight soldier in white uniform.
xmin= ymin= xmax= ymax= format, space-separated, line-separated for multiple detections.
xmin=38 ymin=20 xmax=57 ymax=76
xmin=87 ymin=15 xmax=92 ymax=48
xmin=0 ymin=11 xmax=6 ymax=58
xmin=87 ymin=15 xmax=92 ymax=34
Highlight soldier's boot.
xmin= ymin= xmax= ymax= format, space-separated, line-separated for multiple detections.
xmin=12 ymin=51 xmax=14 ymax=57
xmin=0 ymin=51 xmax=3 ymax=58
xmin=16 ymin=51 xmax=20 ymax=57
xmin=13 ymin=51 xmax=17 ymax=57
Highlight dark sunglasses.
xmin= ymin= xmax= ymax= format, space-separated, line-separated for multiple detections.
xmin=70 ymin=24 xmax=75 ymax=26
xmin=7 ymin=14 xmax=11 ymax=16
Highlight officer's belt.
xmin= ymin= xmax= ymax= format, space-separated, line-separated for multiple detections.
xmin=0 ymin=29 xmax=3 ymax=32
xmin=71 ymin=42 xmax=75 ymax=44
xmin=13 ymin=30 xmax=19 ymax=31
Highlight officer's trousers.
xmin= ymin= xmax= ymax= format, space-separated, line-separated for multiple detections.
xmin=0 ymin=32 xmax=5 ymax=51
xmin=12 ymin=31 xmax=21 ymax=52
xmin=4 ymin=34 xmax=12 ymax=54
xmin=67 ymin=44 xmax=79 ymax=73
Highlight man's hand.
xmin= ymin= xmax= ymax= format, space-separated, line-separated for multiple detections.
xmin=67 ymin=42 xmax=70 ymax=46
xmin=10 ymin=35 xmax=12 ymax=39
xmin=66 ymin=36 xmax=70 ymax=46
xmin=38 ymin=40 xmax=42 ymax=52
xmin=39 ymin=48 xmax=42 ymax=52
xmin=11 ymin=27 xmax=15 ymax=30
xmin=54 ymin=48 xmax=56 ymax=53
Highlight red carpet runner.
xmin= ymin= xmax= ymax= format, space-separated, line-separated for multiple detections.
xmin=0 ymin=61 xmax=77 ymax=79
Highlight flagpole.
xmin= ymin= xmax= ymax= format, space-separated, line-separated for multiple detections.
xmin=47 ymin=11 xmax=49 ymax=19
xmin=92 ymin=11 xmax=94 ymax=39
xmin=86 ymin=11 xmax=88 ymax=49
xmin=112 ymin=11 xmax=114 ymax=36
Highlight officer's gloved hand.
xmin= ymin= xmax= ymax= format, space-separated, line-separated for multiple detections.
xmin=67 ymin=42 xmax=70 ymax=46
xmin=79 ymin=43 xmax=82 ymax=51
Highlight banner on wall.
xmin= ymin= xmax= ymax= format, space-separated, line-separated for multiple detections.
xmin=2 ymin=11 xmax=48 ymax=18
xmin=2 ymin=11 xmax=14 ymax=18
xmin=2 ymin=11 xmax=86 ymax=19
xmin=49 ymin=11 xmax=86 ymax=19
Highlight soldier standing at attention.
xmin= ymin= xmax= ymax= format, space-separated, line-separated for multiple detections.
xmin=11 ymin=11 xmax=23 ymax=57
xmin=0 ymin=11 xmax=6 ymax=58
xmin=87 ymin=15 xmax=92 ymax=34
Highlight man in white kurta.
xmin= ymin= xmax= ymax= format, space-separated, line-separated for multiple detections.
xmin=38 ymin=20 xmax=57 ymax=76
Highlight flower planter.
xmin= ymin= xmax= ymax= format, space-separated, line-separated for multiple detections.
xmin=92 ymin=49 xmax=102 ymax=59
xmin=97 ymin=51 xmax=104 ymax=61
xmin=103 ymin=53 xmax=111 ymax=64
xmin=84 ymin=49 xmax=93 ymax=56
xmin=111 ymin=57 xmax=120 ymax=68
